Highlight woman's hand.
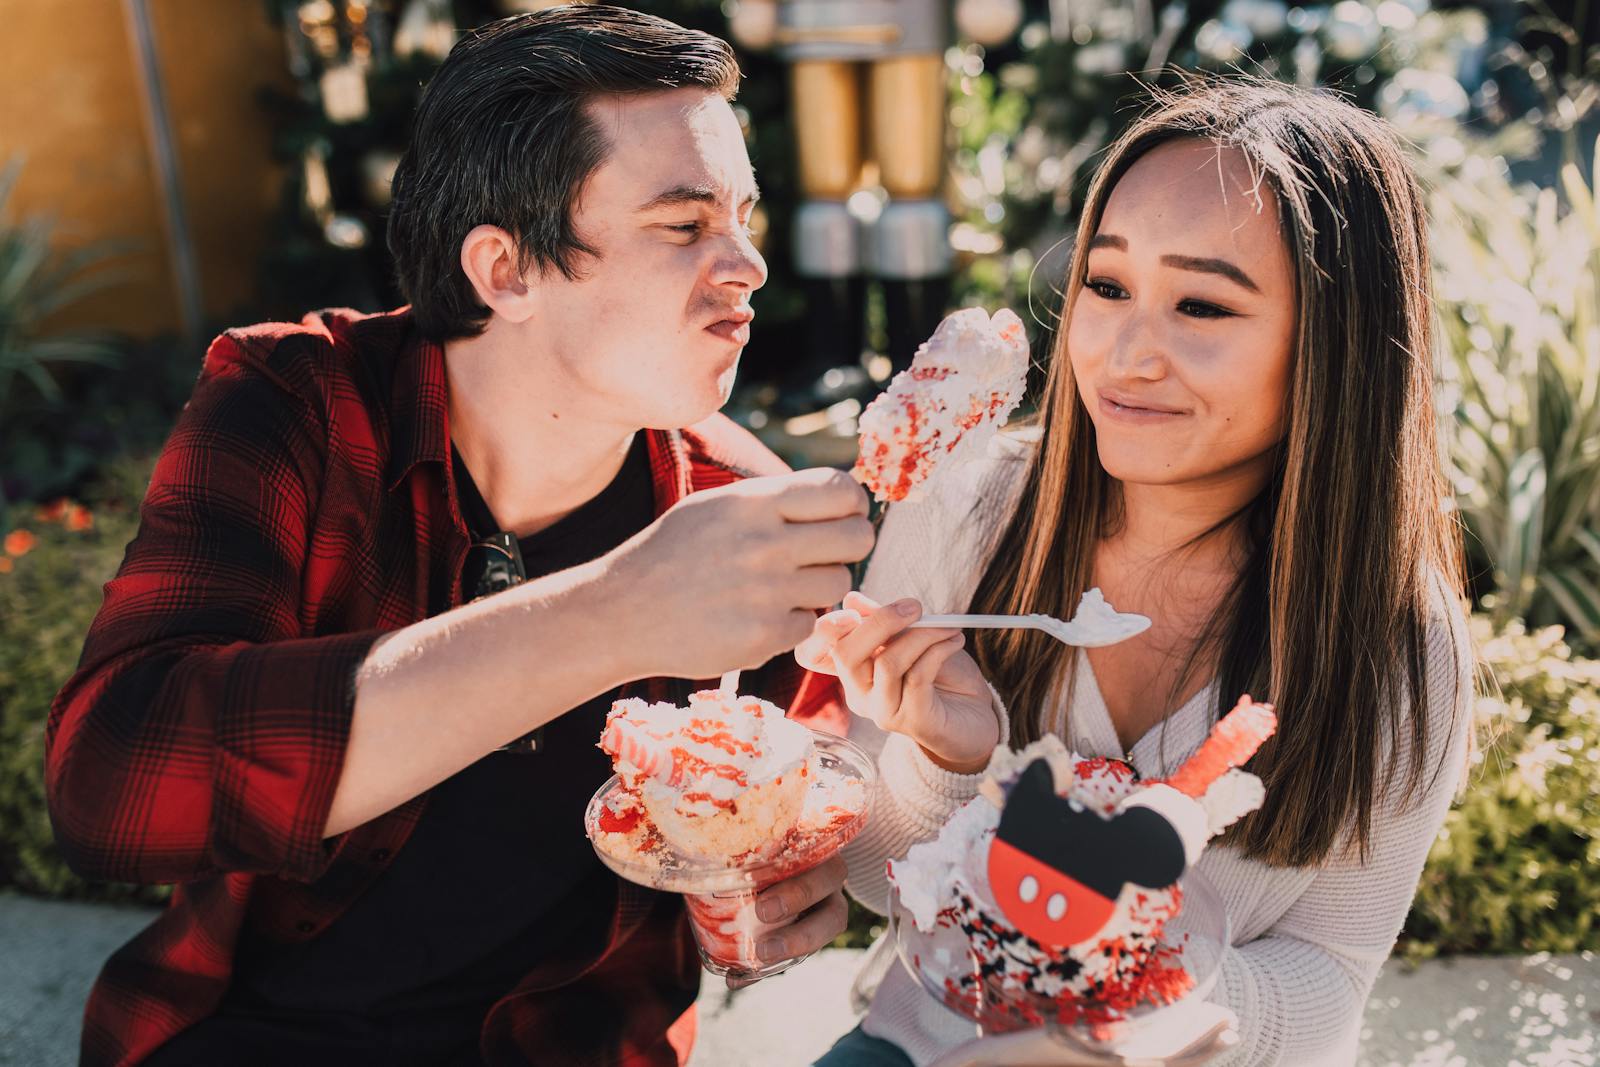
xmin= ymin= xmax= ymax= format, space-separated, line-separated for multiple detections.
xmin=795 ymin=592 xmax=1000 ymax=774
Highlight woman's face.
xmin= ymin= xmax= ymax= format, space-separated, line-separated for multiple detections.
xmin=1066 ymin=139 xmax=1297 ymax=494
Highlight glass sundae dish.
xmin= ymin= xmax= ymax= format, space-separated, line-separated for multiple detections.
xmin=585 ymin=690 xmax=874 ymax=979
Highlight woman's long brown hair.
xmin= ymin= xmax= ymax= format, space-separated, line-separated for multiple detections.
xmin=970 ymin=78 xmax=1468 ymax=867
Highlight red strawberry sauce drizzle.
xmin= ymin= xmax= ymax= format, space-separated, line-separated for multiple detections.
xmin=597 ymin=804 xmax=643 ymax=834
xmin=684 ymin=718 xmax=759 ymax=757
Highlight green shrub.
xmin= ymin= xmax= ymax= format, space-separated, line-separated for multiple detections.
xmin=0 ymin=158 xmax=128 ymax=524
xmin=0 ymin=455 xmax=163 ymax=902
xmin=1433 ymin=134 xmax=1600 ymax=650
xmin=1398 ymin=616 xmax=1600 ymax=960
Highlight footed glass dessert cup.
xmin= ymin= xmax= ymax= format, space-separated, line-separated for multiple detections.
xmin=586 ymin=730 xmax=875 ymax=980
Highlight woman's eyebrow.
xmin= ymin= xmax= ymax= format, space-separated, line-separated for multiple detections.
xmin=1087 ymin=233 xmax=1260 ymax=292
xmin=1161 ymin=254 xmax=1260 ymax=293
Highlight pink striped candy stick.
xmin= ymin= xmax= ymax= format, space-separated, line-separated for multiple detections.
xmin=599 ymin=717 xmax=676 ymax=783
xmin=1162 ymin=695 xmax=1278 ymax=798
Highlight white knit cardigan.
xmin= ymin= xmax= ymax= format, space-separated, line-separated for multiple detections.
xmin=837 ymin=434 xmax=1474 ymax=1067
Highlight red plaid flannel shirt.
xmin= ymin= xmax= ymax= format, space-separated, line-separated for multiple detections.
xmin=46 ymin=307 xmax=846 ymax=1066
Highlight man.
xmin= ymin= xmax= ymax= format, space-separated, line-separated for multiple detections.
xmin=46 ymin=8 xmax=868 ymax=1064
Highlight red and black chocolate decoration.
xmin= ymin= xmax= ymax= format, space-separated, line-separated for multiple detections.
xmin=987 ymin=759 xmax=1188 ymax=948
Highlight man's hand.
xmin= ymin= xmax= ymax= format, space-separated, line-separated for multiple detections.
xmin=795 ymin=592 xmax=999 ymax=773
xmin=330 ymin=468 xmax=868 ymax=838
xmin=608 ymin=468 xmax=874 ymax=680
xmin=727 ymin=854 xmax=849 ymax=989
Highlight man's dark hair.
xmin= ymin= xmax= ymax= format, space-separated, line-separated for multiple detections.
xmin=387 ymin=5 xmax=742 ymax=341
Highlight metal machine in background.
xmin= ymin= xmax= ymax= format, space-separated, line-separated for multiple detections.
xmin=729 ymin=0 xmax=1020 ymax=412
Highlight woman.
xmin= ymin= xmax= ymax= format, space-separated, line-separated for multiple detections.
xmin=798 ymin=79 xmax=1475 ymax=1066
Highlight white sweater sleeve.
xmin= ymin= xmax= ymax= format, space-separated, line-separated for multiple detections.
xmin=839 ymin=462 xmax=1021 ymax=915
xmin=1211 ymin=600 xmax=1475 ymax=1065
xmin=842 ymin=729 xmax=1000 ymax=915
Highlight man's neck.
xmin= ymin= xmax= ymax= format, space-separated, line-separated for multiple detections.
xmin=444 ymin=331 xmax=639 ymax=539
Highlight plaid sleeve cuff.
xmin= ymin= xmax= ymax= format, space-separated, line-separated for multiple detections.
xmin=192 ymin=629 xmax=386 ymax=882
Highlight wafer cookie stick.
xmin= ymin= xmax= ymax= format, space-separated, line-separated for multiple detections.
xmin=1163 ymin=696 xmax=1277 ymax=798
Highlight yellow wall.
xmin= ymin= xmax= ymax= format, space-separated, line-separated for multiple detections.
xmin=0 ymin=0 xmax=291 ymax=337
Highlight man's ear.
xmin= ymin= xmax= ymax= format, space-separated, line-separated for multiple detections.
xmin=460 ymin=224 xmax=538 ymax=324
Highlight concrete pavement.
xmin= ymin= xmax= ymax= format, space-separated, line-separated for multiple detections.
xmin=2 ymin=893 xmax=1594 ymax=1066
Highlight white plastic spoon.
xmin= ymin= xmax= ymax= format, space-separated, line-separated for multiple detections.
xmin=909 ymin=589 xmax=1150 ymax=649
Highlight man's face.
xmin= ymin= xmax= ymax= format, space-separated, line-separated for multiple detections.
xmin=525 ymin=88 xmax=766 ymax=430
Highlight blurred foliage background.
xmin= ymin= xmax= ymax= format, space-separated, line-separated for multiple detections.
xmin=1 ymin=0 xmax=1597 ymax=962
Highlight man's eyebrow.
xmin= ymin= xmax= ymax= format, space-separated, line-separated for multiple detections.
xmin=637 ymin=181 xmax=762 ymax=212
xmin=1087 ymin=234 xmax=1260 ymax=293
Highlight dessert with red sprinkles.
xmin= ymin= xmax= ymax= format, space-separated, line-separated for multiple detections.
xmin=587 ymin=691 xmax=875 ymax=979
xmin=888 ymin=696 xmax=1276 ymax=1032
xmin=592 ymin=688 xmax=874 ymax=882
xmin=853 ymin=307 xmax=1029 ymax=504
xmin=596 ymin=688 xmax=829 ymax=863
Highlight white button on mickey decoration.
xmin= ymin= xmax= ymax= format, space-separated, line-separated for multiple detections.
xmin=1018 ymin=875 xmax=1039 ymax=903
xmin=1046 ymin=893 xmax=1068 ymax=921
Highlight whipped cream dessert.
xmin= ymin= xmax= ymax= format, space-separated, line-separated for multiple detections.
xmin=853 ymin=306 xmax=1030 ymax=503
xmin=590 ymin=692 xmax=874 ymax=980
xmin=596 ymin=689 xmax=822 ymax=863
xmin=889 ymin=697 xmax=1275 ymax=1026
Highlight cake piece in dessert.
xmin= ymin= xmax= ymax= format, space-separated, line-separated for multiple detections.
xmin=599 ymin=689 xmax=815 ymax=862
xmin=853 ymin=306 xmax=1029 ymax=504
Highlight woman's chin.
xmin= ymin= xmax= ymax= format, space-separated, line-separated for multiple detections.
xmin=1095 ymin=447 xmax=1186 ymax=487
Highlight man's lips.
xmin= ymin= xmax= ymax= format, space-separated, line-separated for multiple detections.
xmin=706 ymin=309 xmax=754 ymax=345
xmin=1097 ymin=389 xmax=1187 ymax=420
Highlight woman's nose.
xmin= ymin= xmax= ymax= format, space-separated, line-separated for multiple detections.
xmin=1107 ymin=308 xmax=1169 ymax=380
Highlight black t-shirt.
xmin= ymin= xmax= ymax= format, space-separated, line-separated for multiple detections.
xmin=184 ymin=436 xmax=659 ymax=1064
